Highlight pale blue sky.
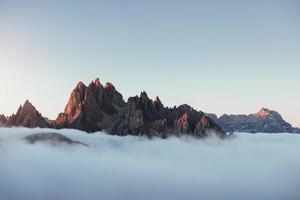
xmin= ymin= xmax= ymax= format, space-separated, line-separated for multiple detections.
xmin=0 ymin=0 xmax=299 ymax=126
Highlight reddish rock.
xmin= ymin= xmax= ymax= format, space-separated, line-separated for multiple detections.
xmin=9 ymin=100 xmax=50 ymax=128
xmin=54 ymin=78 xmax=125 ymax=132
xmin=176 ymin=113 xmax=191 ymax=134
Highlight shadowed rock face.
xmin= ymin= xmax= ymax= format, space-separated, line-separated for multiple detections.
xmin=9 ymin=100 xmax=50 ymax=128
xmin=54 ymin=79 xmax=225 ymax=138
xmin=24 ymin=132 xmax=87 ymax=146
xmin=214 ymin=108 xmax=299 ymax=133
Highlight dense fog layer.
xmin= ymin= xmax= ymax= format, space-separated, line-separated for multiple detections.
xmin=0 ymin=128 xmax=299 ymax=200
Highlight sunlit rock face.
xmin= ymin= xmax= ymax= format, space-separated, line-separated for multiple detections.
xmin=8 ymin=100 xmax=50 ymax=128
xmin=215 ymin=108 xmax=298 ymax=133
xmin=54 ymin=78 xmax=125 ymax=133
xmin=55 ymin=78 xmax=225 ymax=138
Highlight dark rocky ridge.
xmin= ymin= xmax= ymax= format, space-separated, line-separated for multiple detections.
xmin=110 ymin=94 xmax=224 ymax=138
xmin=54 ymin=78 xmax=225 ymax=138
xmin=209 ymin=108 xmax=300 ymax=133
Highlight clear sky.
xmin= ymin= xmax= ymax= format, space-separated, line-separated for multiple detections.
xmin=0 ymin=0 xmax=299 ymax=126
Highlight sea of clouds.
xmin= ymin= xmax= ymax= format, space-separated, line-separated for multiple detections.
xmin=0 ymin=127 xmax=299 ymax=200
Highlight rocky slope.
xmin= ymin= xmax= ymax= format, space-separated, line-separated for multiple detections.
xmin=211 ymin=108 xmax=299 ymax=133
xmin=8 ymin=100 xmax=51 ymax=128
xmin=54 ymin=78 xmax=225 ymax=138
xmin=0 ymin=114 xmax=7 ymax=126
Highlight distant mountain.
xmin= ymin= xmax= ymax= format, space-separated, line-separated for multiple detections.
xmin=8 ymin=100 xmax=51 ymax=128
xmin=209 ymin=108 xmax=299 ymax=133
xmin=54 ymin=78 xmax=225 ymax=138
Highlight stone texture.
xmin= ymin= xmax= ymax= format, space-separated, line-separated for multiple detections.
xmin=104 ymin=91 xmax=224 ymax=138
xmin=9 ymin=100 xmax=50 ymax=128
xmin=0 ymin=114 xmax=7 ymax=127
xmin=54 ymin=78 xmax=125 ymax=133
xmin=55 ymin=78 xmax=226 ymax=138
xmin=213 ymin=108 xmax=299 ymax=133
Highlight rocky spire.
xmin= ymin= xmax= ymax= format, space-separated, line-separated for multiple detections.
xmin=88 ymin=78 xmax=102 ymax=88
xmin=9 ymin=100 xmax=50 ymax=128
xmin=54 ymin=78 xmax=125 ymax=132
xmin=153 ymin=96 xmax=163 ymax=108
xmin=95 ymin=78 xmax=101 ymax=87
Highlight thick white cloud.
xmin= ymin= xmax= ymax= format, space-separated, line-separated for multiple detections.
xmin=0 ymin=128 xmax=299 ymax=200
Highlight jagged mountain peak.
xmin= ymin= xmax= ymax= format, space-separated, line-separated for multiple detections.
xmin=153 ymin=96 xmax=164 ymax=108
xmin=9 ymin=100 xmax=50 ymax=128
xmin=17 ymin=100 xmax=35 ymax=113
xmin=140 ymin=91 xmax=149 ymax=98
xmin=55 ymin=78 xmax=125 ymax=132
xmin=22 ymin=100 xmax=36 ymax=110
xmin=154 ymin=96 xmax=161 ymax=103
xmin=94 ymin=78 xmax=101 ymax=87
xmin=24 ymin=99 xmax=31 ymax=105
xmin=88 ymin=78 xmax=103 ymax=88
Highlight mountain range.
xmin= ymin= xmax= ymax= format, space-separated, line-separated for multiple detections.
xmin=0 ymin=78 xmax=299 ymax=135
xmin=207 ymin=108 xmax=300 ymax=133
xmin=0 ymin=78 xmax=225 ymax=138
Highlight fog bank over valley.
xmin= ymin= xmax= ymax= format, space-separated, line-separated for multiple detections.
xmin=0 ymin=128 xmax=299 ymax=200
